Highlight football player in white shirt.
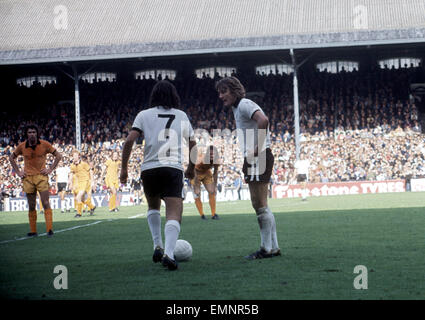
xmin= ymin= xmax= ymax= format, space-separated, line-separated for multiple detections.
xmin=216 ymin=76 xmax=280 ymax=260
xmin=120 ymin=80 xmax=196 ymax=271
xmin=55 ymin=160 xmax=71 ymax=212
xmin=294 ymin=152 xmax=310 ymax=201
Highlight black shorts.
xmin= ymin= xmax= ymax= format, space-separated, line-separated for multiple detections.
xmin=133 ymin=183 xmax=142 ymax=191
xmin=242 ymin=148 xmax=274 ymax=183
xmin=141 ymin=167 xmax=184 ymax=199
xmin=57 ymin=182 xmax=67 ymax=192
xmin=297 ymin=174 xmax=307 ymax=182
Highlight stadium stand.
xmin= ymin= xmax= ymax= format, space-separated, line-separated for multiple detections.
xmin=1 ymin=0 xmax=424 ymax=202
xmin=1 ymin=61 xmax=425 ymax=199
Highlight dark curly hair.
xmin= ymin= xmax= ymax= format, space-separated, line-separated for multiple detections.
xmin=149 ymin=80 xmax=181 ymax=109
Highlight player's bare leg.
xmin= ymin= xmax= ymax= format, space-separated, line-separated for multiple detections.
xmin=39 ymin=190 xmax=53 ymax=235
xmin=37 ymin=191 xmax=44 ymax=214
xmin=301 ymin=181 xmax=308 ymax=201
xmin=64 ymin=190 xmax=71 ymax=212
xmin=109 ymin=186 xmax=117 ymax=212
xmin=193 ymin=179 xmax=206 ymax=219
xmin=133 ymin=190 xmax=139 ymax=205
xmin=26 ymin=193 xmax=38 ymax=236
xmin=75 ymin=190 xmax=86 ymax=217
xmin=248 ymin=182 xmax=268 ymax=210
xmin=72 ymin=191 xmax=77 ymax=212
xmin=84 ymin=190 xmax=96 ymax=215
xmin=204 ymin=182 xmax=219 ymax=219
xmin=59 ymin=189 xmax=70 ymax=213
xmin=59 ymin=190 xmax=64 ymax=212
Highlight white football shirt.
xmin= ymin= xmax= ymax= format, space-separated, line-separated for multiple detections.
xmin=56 ymin=166 xmax=70 ymax=183
xmin=232 ymin=98 xmax=271 ymax=157
xmin=295 ymin=160 xmax=310 ymax=176
xmin=132 ymin=106 xmax=194 ymax=172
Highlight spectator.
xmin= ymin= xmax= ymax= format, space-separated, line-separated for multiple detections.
xmin=1 ymin=63 xmax=424 ymax=198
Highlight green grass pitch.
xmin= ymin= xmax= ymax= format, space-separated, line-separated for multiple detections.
xmin=0 ymin=192 xmax=424 ymax=300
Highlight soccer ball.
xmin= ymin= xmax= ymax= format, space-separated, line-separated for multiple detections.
xmin=173 ymin=239 xmax=192 ymax=262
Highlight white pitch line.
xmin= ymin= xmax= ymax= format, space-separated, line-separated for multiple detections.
xmin=0 ymin=220 xmax=104 ymax=245
xmin=128 ymin=213 xmax=145 ymax=219
xmin=1 ymin=212 xmax=147 ymax=245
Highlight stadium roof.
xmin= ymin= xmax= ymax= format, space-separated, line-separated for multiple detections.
xmin=1 ymin=0 xmax=425 ymax=65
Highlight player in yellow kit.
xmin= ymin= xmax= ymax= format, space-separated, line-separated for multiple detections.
xmin=102 ymin=151 xmax=121 ymax=212
xmin=72 ymin=173 xmax=78 ymax=212
xmin=191 ymin=145 xmax=220 ymax=220
xmin=68 ymin=150 xmax=96 ymax=217
xmin=83 ymin=155 xmax=96 ymax=212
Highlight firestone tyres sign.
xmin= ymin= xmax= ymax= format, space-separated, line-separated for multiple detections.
xmin=272 ymin=180 xmax=406 ymax=199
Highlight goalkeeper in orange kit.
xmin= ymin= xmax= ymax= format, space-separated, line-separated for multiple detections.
xmin=190 ymin=145 xmax=220 ymax=220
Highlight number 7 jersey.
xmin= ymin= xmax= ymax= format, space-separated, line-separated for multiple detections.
xmin=131 ymin=106 xmax=195 ymax=172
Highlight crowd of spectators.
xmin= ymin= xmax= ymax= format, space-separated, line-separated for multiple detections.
xmin=1 ymin=63 xmax=425 ymax=199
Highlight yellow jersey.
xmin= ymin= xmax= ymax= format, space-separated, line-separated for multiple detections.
xmin=70 ymin=161 xmax=91 ymax=184
xmin=105 ymin=159 xmax=120 ymax=181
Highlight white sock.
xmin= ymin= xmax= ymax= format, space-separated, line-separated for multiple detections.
xmin=164 ymin=219 xmax=181 ymax=260
xmin=61 ymin=200 xmax=65 ymax=211
xmin=256 ymin=207 xmax=267 ymax=249
xmin=147 ymin=209 xmax=163 ymax=249
xmin=267 ymin=207 xmax=279 ymax=252
xmin=256 ymin=207 xmax=272 ymax=253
